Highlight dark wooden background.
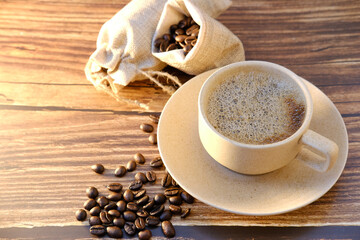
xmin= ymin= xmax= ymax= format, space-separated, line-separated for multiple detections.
xmin=0 ymin=0 xmax=359 ymax=239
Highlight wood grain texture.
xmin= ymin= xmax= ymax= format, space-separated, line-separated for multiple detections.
xmin=0 ymin=0 xmax=359 ymax=232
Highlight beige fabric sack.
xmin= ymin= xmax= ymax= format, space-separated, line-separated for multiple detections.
xmin=152 ymin=0 xmax=245 ymax=75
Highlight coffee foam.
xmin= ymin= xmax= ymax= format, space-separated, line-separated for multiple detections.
xmin=206 ymin=71 xmax=305 ymax=144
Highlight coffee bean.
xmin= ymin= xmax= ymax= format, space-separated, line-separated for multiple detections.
xmin=146 ymin=171 xmax=156 ymax=182
xmin=100 ymin=211 xmax=113 ymax=224
xmin=83 ymin=199 xmax=96 ymax=210
xmin=181 ymin=208 xmax=191 ymax=218
xmin=159 ymin=210 xmax=172 ymax=221
xmin=116 ymin=200 xmax=126 ymax=212
xmin=169 ymin=204 xmax=182 ymax=214
xmin=134 ymin=153 xmax=145 ymax=164
xmin=124 ymin=222 xmax=136 ymax=235
xmin=160 ymin=40 xmax=170 ymax=52
xmin=129 ymin=180 xmax=142 ymax=191
xmin=166 ymin=43 xmax=177 ymax=51
xmin=143 ymin=199 xmax=155 ymax=211
xmin=191 ymin=28 xmax=199 ymax=37
xmin=89 ymin=216 xmax=102 ymax=226
xmin=104 ymin=202 xmax=117 ymax=211
xmin=135 ymin=217 xmax=146 ymax=230
xmin=137 ymin=209 xmax=149 ymax=218
xmin=107 ymin=183 xmax=123 ymax=192
xmin=75 ymin=209 xmax=86 ymax=221
xmin=180 ymin=191 xmax=195 ymax=204
xmin=183 ymin=43 xmax=192 ymax=53
xmin=86 ymin=186 xmax=98 ymax=199
xmin=185 ymin=16 xmax=192 ymax=27
xmin=138 ymin=229 xmax=152 ymax=240
xmin=107 ymin=226 xmax=123 ymax=238
xmin=91 ymin=164 xmax=104 ymax=174
xmin=154 ymin=38 xmax=164 ymax=48
xmin=90 ymin=206 xmax=101 ymax=216
xmin=135 ymin=172 xmax=147 ymax=183
xmin=191 ymin=39 xmax=197 ymax=46
xmin=178 ymin=19 xmax=187 ymax=29
xmin=154 ymin=193 xmax=166 ymax=205
xmin=175 ymin=28 xmax=185 ymax=35
xmin=169 ymin=195 xmax=182 ymax=205
xmin=184 ymin=35 xmax=196 ymax=45
xmin=146 ymin=216 xmax=160 ymax=226
xmin=148 ymin=133 xmax=157 ymax=145
xmin=127 ymin=202 xmax=139 ymax=212
xmin=163 ymin=33 xmax=171 ymax=41
xmin=134 ymin=189 xmax=146 ymax=199
xmin=186 ymin=24 xmax=199 ymax=35
xmin=108 ymin=192 xmax=122 ymax=202
xmin=175 ymin=34 xmax=187 ymax=42
xmin=162 ymin=220 xmax=175 ymax=238
xmin=161 ymin=173 xmax=172 ymax=187
xmin=123 ymin=189 xmax=134 ymax=202
xmin=140 ymin=123 xmax=154 ymax=133
xmin=164 ymin=187 xmax=180 ymax=196
xmin=108 ymin=209 xmax=121 ymax=218
xmin=96 ymin=196 xmax=109 ymax=208
xmin=149 ymin=114 xmax=160 ymax=124
xmin=126 ymin=160 xmax=137 ymax=172
xmin=114 ymin=165 xmax=126 ymax=177
xmin=150 ymin=204 xmax=164 ymax=216
xmin=123 ymin=210 xmax=137 ymax=222
xmin=150 ymin=157 xmax=163 ymax=168
xmin=89 ymin=225 xmax=105 ymax=236
xmin=136 ymin=195 xmax=149 ymax=206
xmin=113 ymin=217 xmax=125 ymax=228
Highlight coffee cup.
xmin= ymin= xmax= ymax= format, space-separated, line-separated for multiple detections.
xmin=198 ymin=61 xmax=339 ymax=175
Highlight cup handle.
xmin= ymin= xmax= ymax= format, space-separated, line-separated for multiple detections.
xmin=295 ymin=130 xmax=339 ymax=172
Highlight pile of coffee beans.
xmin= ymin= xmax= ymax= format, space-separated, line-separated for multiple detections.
xmin=76 ymin=114 xmax=195 ymax=239
xmin=155 ymin=15 xmax=200 ymax=55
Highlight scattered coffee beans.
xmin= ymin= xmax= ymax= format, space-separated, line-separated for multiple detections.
xmin=75 ymin=209 xmax=87 ymax=221
xmin=113 ymin=217 xmax=125 ymax=228
xmin=124 ymin=222 xmax=136 ymax=235
xmin=148 ymin=133 xmax=157 ymax=145
xmin=107 ymin=226 xmax=123 ymax=238
xmin=143 ymin=199 xmax=155 ymax=211
xmin=123 ymin=211 xmax=137 ymax=222
xmin=123 ymin=189 xmax=134 ymax=202
xmin=116 ymin=200 xmax=126 ymax=212
xmin=169 ymin=195 xmax=182 ymax=205
xmin=126 ymin=160 xmax=137 ymax=172
xmin=181 ymin=208 xmax=191 ymax=218
xmin=162 ymin=173 xmax=173 ymax=187
xmin=146 ymin=171 xmax=156 ymax=182
xmin=86 ymin=186 xmax=98 ymax=199
xmin=83 ymin=199 xmax=96 ymax=210
xmin=89 ymin=225 xmax=105 ymax=236
xmin=135 ymin=172 xmax=147 ymax=183
xmin=137 ymin=209 xmax=149 ymax=218
xmin=128 ymin=180 xmax=143 ymax=191
xmin=160 ymin=210 xmax=172 ymax=221
xmin=126 ymin=202 xmax=139 ymax=212
xmin=140 ymin=123 xmax=154 ymax=133
xmin=135 ymin=195 xmax=149 ymax=206
xmin=89 ymin=216 xmax=102 ymax=226
xmin=150 ymin=204 xmax=165 ymax=216
xmin=138 ymin=229 xmax=152 ymax=240
xmin=134 ymin=153 xmax=145 ymax=164
xmin=135 ymin=217 xmax=146 ymax=230
xmin=181 ymin=191 xmax=195 ymax=204
xmin=146 ymin=216 xmax=160 ymax=226
xmin=169 ymin=204 xmax=182 ymax=214
xmin=108 ymin=209 xmax=121 ymax=218
xmin=154 ymin=193 xmax=166 ymax=205
xmin=107 ymin=183 xmax=123 ymax=192
xmin=150 ymin=156 xmax=163 ymax=168
xmin=164 ymin=187 xmax=181 ymax=196
xmin=114 ymin=166 xmax=126 ymax=177
xmin=133 ymin=189 xmax=146 ymax=199
xmin=99 ymin=211 xmax=113 ymax=225
xmin=148 ymin=114 xmax=160 ymax=124
xmin=108 ymin=192 xmax=123 ymax=202
xmin=91 ymin=164 xmax=104 ymax=174
xmin=162 ymin=220 xmax=176 ymax=238
xmin=104 ymin=202 xmax=117 ymax=211
xmin=89 ymin=206 xmax=101 ymax=216
xmin=96 ymin=196 xmax=109 ymax=208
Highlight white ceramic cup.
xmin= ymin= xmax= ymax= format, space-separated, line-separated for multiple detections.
xmin=198 ymin=61 xmax=339 ymax=175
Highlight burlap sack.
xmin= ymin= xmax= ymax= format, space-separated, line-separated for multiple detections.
xmin=152 ymin=0 xmax=245 ymax=75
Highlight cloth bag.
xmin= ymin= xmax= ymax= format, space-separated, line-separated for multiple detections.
xmin=152 ymin=0 xmax=245 ymax=75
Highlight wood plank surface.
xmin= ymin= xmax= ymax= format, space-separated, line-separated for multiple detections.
xmin=0 ymin=0 xmax=359 ymax=233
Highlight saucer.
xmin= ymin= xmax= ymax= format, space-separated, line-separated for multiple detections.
xmin=158 ymin=69 xmax=348 ymax=216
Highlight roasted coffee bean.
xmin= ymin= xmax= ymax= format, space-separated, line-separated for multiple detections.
xmin=108 ymin=209 xmax=121 ymax=218
xmin=134 ymin=189 xmax=146 ymax=199
xmin=83 ymin=199 xmax=97 ymax=210
xmin=185 ymin=16 xmax=192 ymax=27
xmin=162 ymin=220 xmax=175 ymax=238
xmin=161 ymin=173 xmax=172 ymax=187
xmin=107 ymin=183 xmax=123 ymax=192
xmin=159 ymin=210 xmax=172 ymax=221
xmin=146 ymin=171 xmax=156 ymax=182
xmin=89 ymin=216 xmax=102 ymax=226
xmin=184 ymin=36 xmax=196 ymax=45
xmin=91 ymin=164 xmax=104 ymax=174
xmin=180 ymin=191 xmax=195 ymax=204
xmin=186 ymin=24 xmax=199 ymax=35
xmin=140 ymin=123 xmax=154 ymax=133
xmin=149 ymin=114 xmax=160 ymax=124
xmin=183 ymin=43 xmax=192 ymax=53
xmin=123 ymin=210 xmax=137 ymax=222
xmin=154 ymin=193 xmax=166 ymax=205
xmin=175 ymin=28 xmax=185 ymax=35
xmin=160 ymin=40 xmax=170 ymax=52
xmin=90 ymin=206 xmax=101 ymax=216
xmin=134 ymin=153 xmax=145 ymax=164
xmin=150 ymin=204 xmax=164 ymax=216
xmin=86 ymin=186 xmax=99 ymax=199
xmin=169 ymin=204 xmax=182 ymax=214
xmin=191 ymin=28 xmax=199 ymax=37
xmin=146 ymin=216 xmax=160 ymax=226
xmin=135 ymin=172 xmax=147 ymax=183
xmin=97 ymin=196 xmax=109 ymax=208
xmin=169 ymin=195 xmax=182 ymax=205
xmin=100 ymin=211 xmax=113 ymax=224
xmin=116 ymin=200 xmax=126 ymax=212
xmin=124 ymin=222 xmax=136 ymax=235
xmin=154 ymin=38 xmax=164 ymax=48
xmin=191 ymin=39 xmax=197 ymax=46
xmin=163 ymin=33 xmax=171 ymax=41
xmin=179 ymin=41 xmax=186 ymax=48
xmin=123 ymin=189 xmax=134 ymax=202
xmin=75 ymin=209 xmax=86 ymax=221
xmin=181 ymin=208 xmax=191 ymax=218
xmin=113 ymin=217 xmax=125 ymax=228
xmin=89 ymin=225 xmax=105 ymax=236
xmin=135 ymin=217 xmax=146 ymax=230
xmin=114 ymin=165 xmax=126 ymax=177
xmin=150 ymin=157 xmax=163 ymax=168
xmin=138 ymin=229 xmax=152 ymax=240
xmin=126 ymin=160 xmax=137 ymax=172
xmin=178 ymin=19 xmax=187 ymax=29
xmin=166 ymin=43 xmax=177 ymax=51
xmin=164 ymin=187 xmax=180 ymax=196
xmin=137 ymin=209 xmax=149 ymax=218
xmin=108 ymin=193 xmax=122 ymax=202
xmin=148 ymin=133 xmax=157 ymax=145
xmin=143 ymin=199 xmax=155 ymax=211
xmin=175 ymin=34 xmax=187 ymax=43
xmin=136 ymin=195 xmax=149 ymax=206
xmin=129 ymin=180 xmax=142 ymax=191
xmin=107 ymin=226 xmax=123 ymax=238
xmin=170 ymin=24 xmax=178 ymax=33
xmin=127 ymin=202 xmax=139 ymax=212
xmin=104 ymin=202 xmax=117 ymax=211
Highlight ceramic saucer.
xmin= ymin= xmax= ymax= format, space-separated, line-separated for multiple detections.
xmin=158 ymin=69 xmax=348 ymax=216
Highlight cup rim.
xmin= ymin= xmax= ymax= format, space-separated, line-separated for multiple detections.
xmin=198 ymin=61 xmax=313 ymax=149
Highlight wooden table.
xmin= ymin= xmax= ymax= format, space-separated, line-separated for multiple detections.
xmin=1 ymin=0 xmax=359 ymax=239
